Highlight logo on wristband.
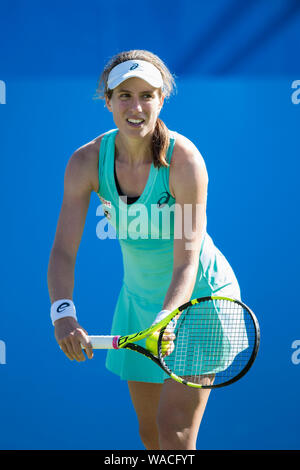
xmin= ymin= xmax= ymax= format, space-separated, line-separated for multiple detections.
xmin=57 ymin=302 xmax=70 ymax=313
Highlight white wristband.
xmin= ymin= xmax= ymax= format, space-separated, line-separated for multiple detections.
xmin=152 ymin=309 xmax=171 ymax=326
xmin=50 ymin=299 xmax=77 ymax=326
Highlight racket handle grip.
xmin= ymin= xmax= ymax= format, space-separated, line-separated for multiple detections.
xmin=86 ymin=335 xmax=119 ymax=350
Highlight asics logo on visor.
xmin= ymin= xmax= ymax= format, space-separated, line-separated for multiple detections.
xmin=130 ymin=63 xmax=139 ymax=70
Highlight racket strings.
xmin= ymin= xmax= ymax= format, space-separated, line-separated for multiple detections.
xmin=161 ymin=299 xmax=256 ymax=386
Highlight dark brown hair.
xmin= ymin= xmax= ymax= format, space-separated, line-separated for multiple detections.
xmin=95 ymin=50 xmax=176 ymax=168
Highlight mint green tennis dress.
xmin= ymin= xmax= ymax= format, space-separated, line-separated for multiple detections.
xmin=97 ymin=129 xmax=247 ymax=383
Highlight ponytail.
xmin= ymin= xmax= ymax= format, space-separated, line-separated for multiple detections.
xmin=152 ymin=118 xmax=170 ymax=169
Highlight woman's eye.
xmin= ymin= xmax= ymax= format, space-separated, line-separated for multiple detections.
xmin=119 ymin=93 xmax=153 ymax=100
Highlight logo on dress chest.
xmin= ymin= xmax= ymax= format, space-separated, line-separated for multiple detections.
xmin=157 ymin=191 xmax=171 ymax=208
xmin=99 ymin=195 xmax=112 ymax=208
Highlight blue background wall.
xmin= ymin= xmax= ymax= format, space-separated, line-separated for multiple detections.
xmin=0 ymin=0 xmax=300 ymax=450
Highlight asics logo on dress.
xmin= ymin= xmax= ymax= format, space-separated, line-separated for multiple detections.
xmin=157 ymin=192 xmax=171 ymax=208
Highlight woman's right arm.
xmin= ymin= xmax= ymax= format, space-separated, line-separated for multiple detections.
xmin=47 ymin=145 xmax=98 ymax=362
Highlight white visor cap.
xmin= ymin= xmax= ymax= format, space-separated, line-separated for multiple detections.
xmin=107 ymin=60 xmax=164 ymax=90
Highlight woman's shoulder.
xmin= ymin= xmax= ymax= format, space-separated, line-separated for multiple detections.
xmin=66 ymin=132 xmax=107 ymax=193
xmin=168 ymin=131 xmax=208 ymax=197
xmin=73 ymin=133 xmax=104 ymax=159
xmin=72 ymin=129 xmax=117 ymax=162
xmin=170 ymin=131 xmax=205 ymax=167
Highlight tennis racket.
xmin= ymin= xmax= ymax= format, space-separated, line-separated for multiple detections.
xmin=85 ymin=296 xmax=260 ymax=389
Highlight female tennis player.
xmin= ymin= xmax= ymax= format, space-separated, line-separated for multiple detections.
xmin=47 ymin=49 xmax=242 ymax=450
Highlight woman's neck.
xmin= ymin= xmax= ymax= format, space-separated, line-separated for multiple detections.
xmin=115 ymin=132 xmax=153 ymax=167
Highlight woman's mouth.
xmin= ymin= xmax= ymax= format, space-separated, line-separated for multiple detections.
xmin=126 ymin=118 xmax=145 ymax=128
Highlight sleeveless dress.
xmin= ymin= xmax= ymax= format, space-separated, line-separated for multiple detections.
xmin=97 ymin=129 xmax=247 ymax=383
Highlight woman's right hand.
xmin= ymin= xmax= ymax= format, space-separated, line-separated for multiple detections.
xmin=54 ymin=317 xmax=94 ymax=361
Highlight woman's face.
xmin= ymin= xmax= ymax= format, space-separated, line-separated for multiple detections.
xmin=105 ymin=77 xmax=164 ymax=139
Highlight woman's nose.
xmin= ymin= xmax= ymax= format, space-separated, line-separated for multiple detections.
xmin=130 ymin=98 xmax=143 ymax=113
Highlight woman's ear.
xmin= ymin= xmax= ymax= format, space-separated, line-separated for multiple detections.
xmin=105 ymin=95 xmax=112 ymax=112
xmin=159 ymin=94 xmax=165 ymax=110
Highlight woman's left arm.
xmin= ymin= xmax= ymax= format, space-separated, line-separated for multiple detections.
xmin=162 ymin=138 xmax=208 ymax=312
